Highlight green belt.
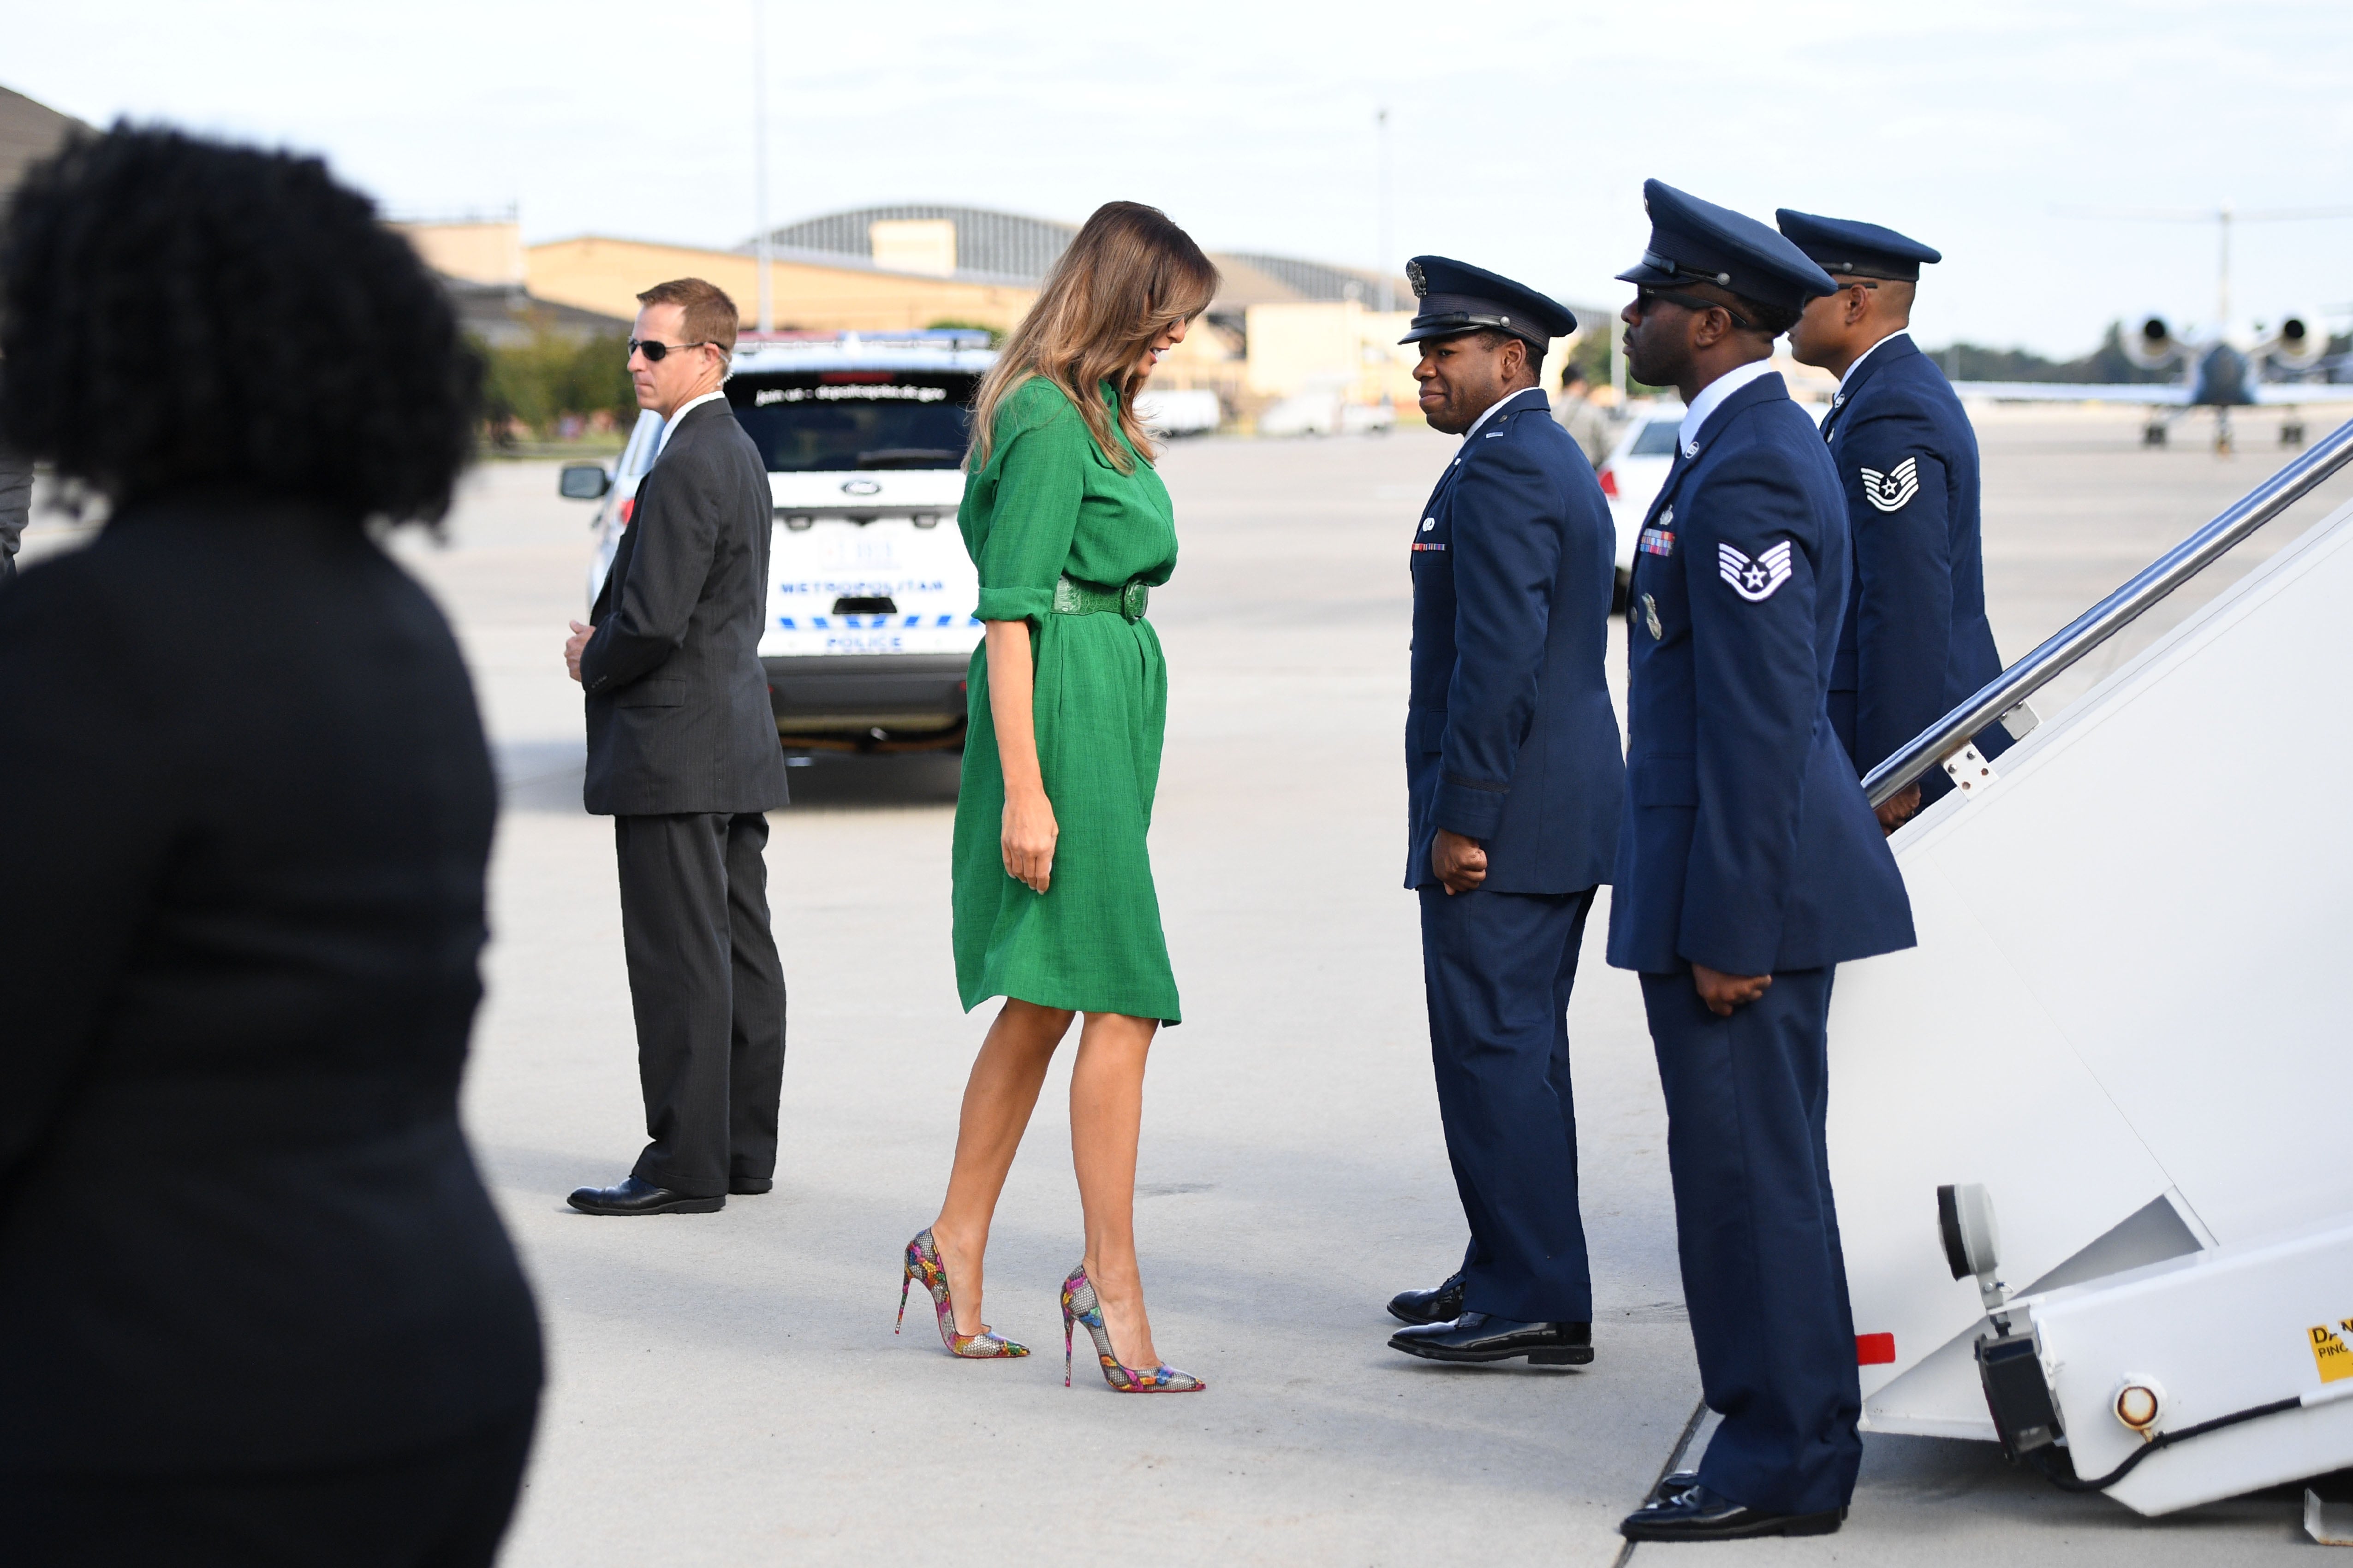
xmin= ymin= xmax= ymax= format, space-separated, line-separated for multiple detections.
xmin=1052 ymin=574 xmax=1150 ymax=622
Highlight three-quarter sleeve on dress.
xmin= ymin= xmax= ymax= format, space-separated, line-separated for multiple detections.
xmin=974 ymin=390 xmax=1087 ymax=625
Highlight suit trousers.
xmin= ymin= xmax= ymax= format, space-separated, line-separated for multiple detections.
xmin=0 ymin=1403 xmax=536 ymax=1568
xmin=615 ymin=811 xmax=786 ymax=1196
xmin=1418 ymin=884 xmax=1596 ymax=1323
xmin=1641 ymin=965 xmax=1861 ymax=1517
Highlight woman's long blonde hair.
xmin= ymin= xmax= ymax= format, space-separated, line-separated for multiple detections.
xmin=967 ymin=202 xmax=1220 ymax=476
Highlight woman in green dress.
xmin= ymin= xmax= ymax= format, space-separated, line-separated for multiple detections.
xmin=895 ymin=203 xmax=1217 ymax=1393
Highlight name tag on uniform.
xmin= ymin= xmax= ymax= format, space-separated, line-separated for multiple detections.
xmin=1638 ymin=526 xmax=1676 ymax=558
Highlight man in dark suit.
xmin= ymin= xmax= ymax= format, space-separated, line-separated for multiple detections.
xmin=1382 ymin=257 xmax=1625 ymax=1368
xmin=1606 ymin=183 xmax=1915 ymax=1542
xmin=0 ymin=444 xmax=30 ymax=589
xmin=564 ymin=278 xmax=791 ymax=1216
xmin=1778 ymin=210 xmax=2009 ymax=827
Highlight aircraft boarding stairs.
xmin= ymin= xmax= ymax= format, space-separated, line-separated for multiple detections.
xmin=1826 ymin=420 xmax=2353 ymax=1517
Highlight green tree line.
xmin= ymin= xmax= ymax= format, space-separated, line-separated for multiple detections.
xmin=472 ymin=329 xmax=637 ymax=442
xmin=1924 ymin=323 xmax=2176 ymax=384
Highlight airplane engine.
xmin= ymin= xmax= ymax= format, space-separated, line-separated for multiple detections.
xmin=2264 ymin=312 xmax=2328 ymax=371
xmin=2121 ymin=315 xmax=2182 ymax=370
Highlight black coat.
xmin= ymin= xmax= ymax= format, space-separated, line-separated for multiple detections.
xmin=1404 ymin=387 xmax=1624 ymax=894
xmin=0 ymin=494 xmax=542 ymax=1475
xmin=582 ymin=398 xmax=791 ymax=816
xmin=1606 ymin=371 xmax=1914 ymax=976
xmin=1821 ymin=333 xmax=2010 ymax=790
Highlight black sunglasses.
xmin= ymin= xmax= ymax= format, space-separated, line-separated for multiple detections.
xmin=626 ymin=338 xmax=716 ymax=362
xmin=1636 ymin=287 xmax=1756 ymax=332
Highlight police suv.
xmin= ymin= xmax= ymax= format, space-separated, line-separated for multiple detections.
xmin=562 ymin=330 xmax=995 ymax=748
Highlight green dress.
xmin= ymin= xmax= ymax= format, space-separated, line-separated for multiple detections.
xmin=951 ymin=377 xmax=1181 ymax=1022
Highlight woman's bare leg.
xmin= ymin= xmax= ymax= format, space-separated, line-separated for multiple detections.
xmin=930 ymin=999 xmax=1073 ymax=1335
xmin=1071 ymin=1011 xmax=1161 ymax=1368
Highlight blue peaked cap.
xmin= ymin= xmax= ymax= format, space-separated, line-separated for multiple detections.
xmin=1399 ymin=255 xmax=1578 ymax=348
xmin=1616 ymin=180 xmax=1837 ymax=314
xmin=1775 ymin=209 xmax=1942 ymax=282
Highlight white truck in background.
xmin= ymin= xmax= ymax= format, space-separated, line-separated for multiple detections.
xmin=562 ymin=330 xmax=995 ymax=750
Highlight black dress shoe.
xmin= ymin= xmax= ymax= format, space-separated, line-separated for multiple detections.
xmin=1387 ymin=1313 xmax=1593 ymax=1365
xmin=1646 ymin=1469 xmax=1699 ymax=1506
xmin=566 ymin=1176 xmax=724 ymax=1215
xmin=1618 ymin=1484 xmax=1842 ymax=1542
xmin=1386 ymin=1271 xmax=1468 ymax=1326
xmin=728 ymin=1176 xmax=773 ymax=1195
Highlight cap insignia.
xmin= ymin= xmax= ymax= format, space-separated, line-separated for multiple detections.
xmin=1406 ymin=260 xmax=1428 ymax=298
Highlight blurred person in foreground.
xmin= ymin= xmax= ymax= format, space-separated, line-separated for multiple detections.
xmin=0 ymin=127 xmax=542 ymax=1565
xmin=0 ymin=443 xmax=28 ymax=588
xmin=1553 ymin=359 xmax=1615 ymax=468
xmin=561 ymin=276 xmax=790 ymax=1216
xmin=905 ymin=202 xmax=1213 ymax=1393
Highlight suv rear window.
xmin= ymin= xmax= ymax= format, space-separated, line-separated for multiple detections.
xmin=728 ymin=370 xmax=980 ymax=471
xmin=1628 ymin=418 xmax=1682 ymax=457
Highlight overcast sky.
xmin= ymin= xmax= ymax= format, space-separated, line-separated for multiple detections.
xmin=11 ymin=0 xmax=2353 ymax=355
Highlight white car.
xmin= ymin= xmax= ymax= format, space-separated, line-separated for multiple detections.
xmin=562 ymin=329 xmax=995 ymax=748
xmin=1133 ymin=386 xmax=1221 ymax=437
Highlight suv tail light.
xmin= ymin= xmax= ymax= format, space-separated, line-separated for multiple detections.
xmin=1598 ymin=467 xmax=1619 ymax=498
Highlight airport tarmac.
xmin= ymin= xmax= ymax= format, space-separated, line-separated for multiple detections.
xmin=30 ymin=402 xmax=2350 ymax=1563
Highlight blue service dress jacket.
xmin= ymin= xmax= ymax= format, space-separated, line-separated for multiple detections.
xmin=1405 ymin=386 xmax=1624 ymax=895
xmin=1605 ymin=371 xmax=1914 ymax=976
xmin=1824 ymin=332 xmax=2008 ymax=783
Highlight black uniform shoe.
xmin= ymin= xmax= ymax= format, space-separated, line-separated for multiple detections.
xmin=1646 ymin=1470 xmax=1699 ymax=1506
xmin=566 ymin=1176 xmax=725 ymax=1215
xmin=1386 ymin=1271 xmax=1468 ymax=1326
xmin=1387 ymin=1313 xmax=1593 ymax=1365
xmin=728 ymin=1176 xmax=773 ymax=1195
xmin=1617 ymin=1484 xmax=1842 ymax=1542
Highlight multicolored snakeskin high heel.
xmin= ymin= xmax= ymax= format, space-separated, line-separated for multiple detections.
xmin=1060 ymin=1262 xmax=1204 ymax=1392
xmin=897 ymin=1229 xmax=1028 ymax=1358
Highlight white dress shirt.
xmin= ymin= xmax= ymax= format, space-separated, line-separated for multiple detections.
xmin=1678 ymin=357 xmax=1779 ymax=457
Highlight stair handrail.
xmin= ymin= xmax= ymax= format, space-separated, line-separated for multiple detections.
xmin=1865 ymin=415 xmax=2353 ymax=807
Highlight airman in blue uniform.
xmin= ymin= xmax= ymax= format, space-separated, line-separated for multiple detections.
xmin=1778 ymin=210 xmax=2010 ymax=827
xmin=1606 ymin=183 xmax=1915 ymax=1543
xmin=1382 ymin=257 xmax=1626 ymax=1370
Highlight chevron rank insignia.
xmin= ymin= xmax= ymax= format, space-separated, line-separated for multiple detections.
xmin=1718 ymin=540 xmax=1795 ymax=602
xmin=1859 ymin=457 xmax=1921 ymax=512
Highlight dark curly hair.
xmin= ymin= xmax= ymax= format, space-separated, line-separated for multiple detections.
xmin=0 ymin=125 xmax=480 ymax=523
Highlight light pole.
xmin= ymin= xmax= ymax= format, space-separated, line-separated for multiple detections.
xmin=752 ymin=0 xmax=773 ymax=333
xmin=1376 ymin=107 xmax=1393 ymax=315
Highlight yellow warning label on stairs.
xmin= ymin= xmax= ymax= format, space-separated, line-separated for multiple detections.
xmin=2313 ymin=1321 xmax=2353 ymax=1384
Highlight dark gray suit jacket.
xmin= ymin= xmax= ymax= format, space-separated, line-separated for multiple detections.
xmin=582 ymin=398 xmax=790 ymax=816
xmin=0 ymin=445 xmax=30 ymax=591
